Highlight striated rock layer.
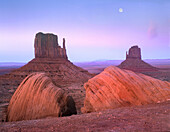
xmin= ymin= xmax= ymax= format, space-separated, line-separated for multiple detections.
xmin=7 ymin=73 xmax=77 ymax=122
xmin=11 ymin=58 xmax=91 ymax=84
xmin=81 ymin=66 xmax=170 ymax=113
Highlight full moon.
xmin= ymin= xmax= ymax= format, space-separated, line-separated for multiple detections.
xmin=119 ymin=8 xmax=123 ymax=13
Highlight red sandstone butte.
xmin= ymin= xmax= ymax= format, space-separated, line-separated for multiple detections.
xmin=118 ymin=45 xmax=158 ymax=72
xmin=34 ymin=32 xmax=67 ymax=59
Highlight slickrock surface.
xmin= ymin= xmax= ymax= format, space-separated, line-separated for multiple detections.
xmin=81 ymin=66 xmax=170 ymax=113
xmin=0 ymin=101 xmax=170 ymax=131
xmin=118 ymin=45 xmax=158 ymax=72
xmin=7 ymin=73 xmax=77 ymax=122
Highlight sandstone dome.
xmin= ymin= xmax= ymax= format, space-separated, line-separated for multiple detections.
xmin=7 ymin=72 xmax=77 ymax=122
xmin=81 ymin=66 xmax=170 ymax=113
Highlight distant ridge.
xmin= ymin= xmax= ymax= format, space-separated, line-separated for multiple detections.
xmin=0 ymin=62 xmax=26 ymax=67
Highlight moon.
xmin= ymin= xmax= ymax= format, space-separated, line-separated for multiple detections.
xmin=119 ymin=8 xmax=123 ymax=13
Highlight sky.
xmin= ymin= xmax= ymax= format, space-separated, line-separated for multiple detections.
xmin=0 ymin=0 xmax=170 ymax=62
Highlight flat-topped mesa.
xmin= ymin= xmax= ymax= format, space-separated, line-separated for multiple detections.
xmin=34 ymin=32 xmax=68 ymax=59
xmin=126 ymin=45 xmax=141 ymax=60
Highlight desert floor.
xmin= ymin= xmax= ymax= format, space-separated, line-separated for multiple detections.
xmin=0 ymin=101 xmax=169 ymax=132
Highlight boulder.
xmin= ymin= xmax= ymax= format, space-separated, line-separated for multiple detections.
xmin=81 ymin=66 xmax=170 ymax=113
xmin=7 ymin=72 xmax=77 ymax=122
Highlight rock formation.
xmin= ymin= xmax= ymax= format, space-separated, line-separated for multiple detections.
xmin=7 ymin=73 xmax=77 ymax=122
xmin=34 ymin=32 xmax=67 ymax=59
xmin=0 ymin=32 xmax=92 ymax=121
xmin=81 ymin=66 xmax=170 ymax=113
xmin=118 ymin=45 xmax=158 ymax=72
xmin=126 ymin=45 xmax=141 ymax=59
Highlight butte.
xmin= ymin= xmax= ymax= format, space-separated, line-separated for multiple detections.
xmin=118 ymin=46 xmax=170 ymax=81
xmin=0 ymin=32 xmax=92 ymax=121
xmin=118 ymin=45 xmax=158 ymax=72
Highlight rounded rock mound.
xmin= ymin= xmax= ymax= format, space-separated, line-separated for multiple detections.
xmin=81 ymin=66 xmax=170 ymax=113
xmin=7 ymin=73 xmax=77 ymax=122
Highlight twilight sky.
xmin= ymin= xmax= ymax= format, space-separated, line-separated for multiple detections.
xmin=0 ymin=0 xmax=170 ymax=62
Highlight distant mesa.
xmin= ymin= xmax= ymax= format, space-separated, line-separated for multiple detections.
xmin=81 ymin=66 xmax=170 ymax=113
xmin=35 ymin=32 xmax=67 ymax=59
xmin=7 ymin=73 xmax=77 ymax=121
xmin=118 ymin=45 xmax=158 ymax=72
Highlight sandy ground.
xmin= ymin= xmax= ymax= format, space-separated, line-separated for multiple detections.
xmin=0 ymin=101 xmax=169 ymax=132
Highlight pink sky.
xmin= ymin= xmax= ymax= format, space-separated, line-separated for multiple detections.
xmin=0 ymin=0 xmax=169 ymax=62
